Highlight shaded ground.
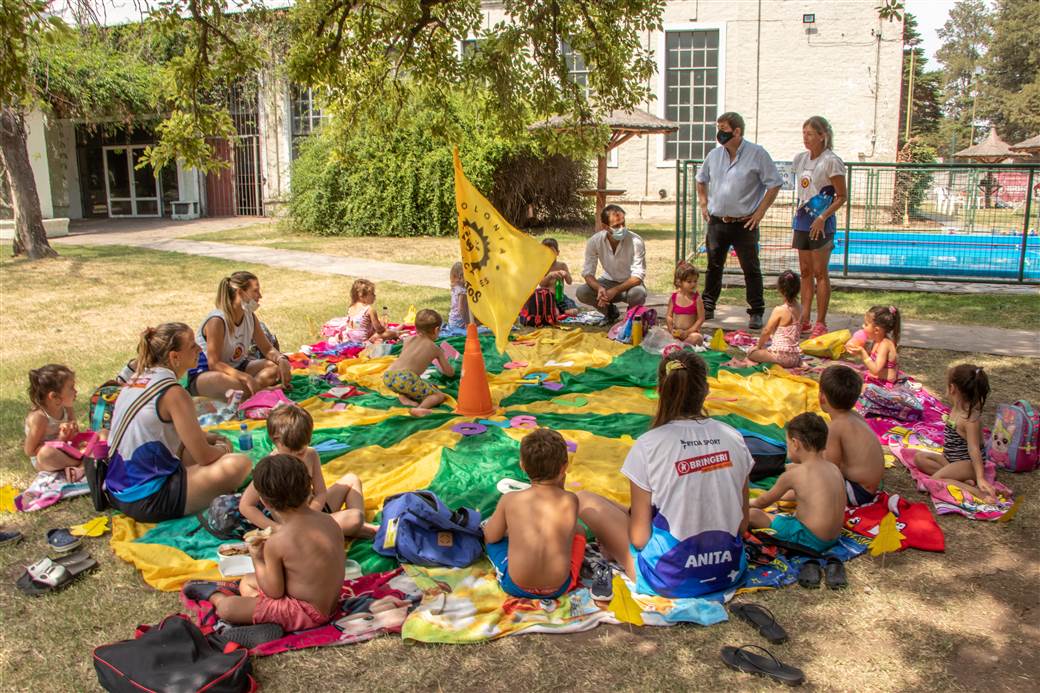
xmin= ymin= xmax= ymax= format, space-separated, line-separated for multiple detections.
xmin=0 ymin=243 xmax=1037 ymax=691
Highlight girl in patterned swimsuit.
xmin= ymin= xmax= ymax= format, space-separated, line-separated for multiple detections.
xmin=847 ymin=305 xmax=900 ymax=386
xmin=737 ymin=270 xmax=803 ymax=369
xmin=666 ymin=262 xmax=706 ymax=345
xmin=913 ymin=364 xmax=997 ymax=503
xmin=344 ymin=279 xmax=395 ymax=343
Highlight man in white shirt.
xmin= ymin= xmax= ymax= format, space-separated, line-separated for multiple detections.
xmin=576 ymin=205 xmax=647 ymax=322
xmin=695 ymin=112 xmax=782 ymax=330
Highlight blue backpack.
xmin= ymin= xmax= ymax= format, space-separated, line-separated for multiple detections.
xmin=372 ymin=491 xmax=484 ymax=568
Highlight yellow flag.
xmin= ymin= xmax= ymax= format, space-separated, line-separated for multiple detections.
xmin=453 ymin=148 xmax=555 ymax=352
xmin=869 ymin=512 xmax=906 ymax=557
xmin=606 ymin=573 xmax=644 ymax=626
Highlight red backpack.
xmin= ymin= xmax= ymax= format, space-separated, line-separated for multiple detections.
xmin=518 ymin=287 xmax=561 ymax=327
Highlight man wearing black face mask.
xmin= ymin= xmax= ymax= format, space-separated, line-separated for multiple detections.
xmin=695 ymin=112 xmax=782 ymax=330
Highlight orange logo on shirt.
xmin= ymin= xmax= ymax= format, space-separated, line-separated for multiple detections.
xmin=232 ymin=345 xmax=244 ymax=361
xmin=675 ymin=451 xmax=732 ymax=476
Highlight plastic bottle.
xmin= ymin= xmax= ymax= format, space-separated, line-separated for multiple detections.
xmin=631 ymin=317 xmax=643 ymax=346
xmin=554 ymin=279 xmax=565 ymax=305
xmin=238 ymin=423 xmax=253 ymax=451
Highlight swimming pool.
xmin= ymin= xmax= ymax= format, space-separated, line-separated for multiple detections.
xmin=828 ymin=230 xmax=1039 ymax=281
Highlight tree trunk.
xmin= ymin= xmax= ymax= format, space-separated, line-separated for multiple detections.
xmin=0 ymin=107 xmax=58 ymax=259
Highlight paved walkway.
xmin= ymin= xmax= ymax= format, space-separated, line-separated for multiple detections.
xmin=54 ymin=218 xmax=1039 ymax=358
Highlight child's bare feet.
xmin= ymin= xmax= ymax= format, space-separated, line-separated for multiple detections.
xmin=398 ymin=395 xmax=419 ymax=407
xmin=410 ymin=407 xmax=434 ymax=417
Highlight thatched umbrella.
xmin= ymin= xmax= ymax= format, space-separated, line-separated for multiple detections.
xmin=954 ymin=127 xmax=1016 ymax=208
xmin=531 ymin=109 xmax=678 ymax=227
xmin=1010 ymin=134 xmax=1040 ymax=161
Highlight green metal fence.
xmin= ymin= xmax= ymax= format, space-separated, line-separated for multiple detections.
xmin=675 ymin=160 xmax=1040 ymax=284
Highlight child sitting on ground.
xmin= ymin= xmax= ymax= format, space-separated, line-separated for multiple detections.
xmin=750 ymin=412 xmax=846 ymax=552
xmin=343 ymin=278 xmax=395 ymax=343
xmin=199 ymin=454 xmax=345 ymax=633
xmin=733 ymin=270 xmax=802 ymax=368
xmin=538 ymin=238 xmax=579 ymax=316
xmin=24 ymin=364 xmax=83 ymax=482
xmin=482 ymin=428 xmax=584 ymax=599
xmin=665 ymin=262 xmax=705 ymax=345
xmin=913 ymin=364 xmax=996 ymax=502
xmin=846 ymin=305 xmax=900 ymax=386
xmin=819 ymin=365 xmax=885 ymax=506
xmin=383 ymin=309 xmax=455 ymax=417
xmin=240 ymin=404 xmax=377 ymax=538
xmin=447 ymin=262 xmax=471 ymax=331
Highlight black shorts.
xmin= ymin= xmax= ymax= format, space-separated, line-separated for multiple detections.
xmin=792 ymin=230 xmax=834 ymax=252
xmin=109 ymin=465 xmax=187 ymax=523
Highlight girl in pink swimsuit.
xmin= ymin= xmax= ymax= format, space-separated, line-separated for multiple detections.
xmin=846 ymin=305 xmax=900 ymax=386
xmin=739 ymin=270 xmax=803 ymax=369
xmin=665 ymin=262 xmax=706 ymax=345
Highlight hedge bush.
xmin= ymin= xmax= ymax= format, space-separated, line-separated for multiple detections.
xmin=288 ymin=93 xmax=591 ymax=236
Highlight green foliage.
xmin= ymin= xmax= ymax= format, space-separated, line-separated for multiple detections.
xmin=899 ymin=13 xmax=942 ymax=148
xmin=0 ymin=0 xmax=65 ymax=108
xmin=980 ymin=0 xmax=1040 ymax=144
xmin=891 ymin=139 xmax=938 ymax=222
xmin=288 ymin=89 xmax=590 ymax=237
xmin=935 ymin=0 xmax=992 ymax=128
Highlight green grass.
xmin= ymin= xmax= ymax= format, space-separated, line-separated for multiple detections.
xmin=1 ymin=242 xmax=1038 ymax=691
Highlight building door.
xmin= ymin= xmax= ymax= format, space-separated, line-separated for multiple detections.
xmin=102 ymin=145 xmax=161 ymax=217
xmin=230 ymin=85 xmax=263 ymax=216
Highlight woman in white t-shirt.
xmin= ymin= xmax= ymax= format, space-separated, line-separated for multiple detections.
xmin=577 ymin=351 xmax=752 ymax=598
xmin=188 ymin=271 xmax=291 ymax=399
xmin=791 ymin=116 xmax=847 ymax=338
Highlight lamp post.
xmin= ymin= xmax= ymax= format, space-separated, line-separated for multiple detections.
xmin=968 ymin=66 xmax=983 ymax=146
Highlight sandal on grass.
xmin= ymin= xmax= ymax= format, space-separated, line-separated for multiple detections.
xmin=182 ymin=580 xmax=240 ymax=602
xmin=824 ymin=558 xmax=848 ymax=589
xmin=730 ymin=603 xmax=788 ymax=644
xmin=215 ymin=622 xmax=285 ymax=649
xmin=46 ymin=528 xmax=81 ymax=554
xmin=797 ymin=561 xmax=822 ymax=589
xmin=721 ymin=645 xmax=806 ymax=686
xmin=16 ymin=551 xmax=97 ymax=596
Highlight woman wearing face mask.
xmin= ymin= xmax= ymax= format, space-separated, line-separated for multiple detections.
xmin=188 ymin=271 xmax=291 ymax=399
xmin=576 ymin=204 xmax=647 ymax=323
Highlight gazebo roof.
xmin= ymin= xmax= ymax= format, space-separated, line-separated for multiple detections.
xmin=530 ymin=108 xmax=678 ymax=134
xmin=954 ymin=127 xmax=1015 ymax=161
xmin=1010 ymin=134 xmax=1040 ymax=153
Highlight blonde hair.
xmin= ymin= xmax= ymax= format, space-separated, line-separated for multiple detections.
xmin=27 ymin=364 xmax=75 ymax=410
xmin=216 ymin=271 xmax=258 ymax=318
xmin=415 ymin=309 xmax=443 ymax=336
xmin=135 ymin=322 xmax=194 ymax=374
xmin=803 ymin=115 xmax=834 ymax=150
xmin=449 ymin=262 xmax=464 ymax=287
xmin=350 ymin=278 xmax=375 ymax=304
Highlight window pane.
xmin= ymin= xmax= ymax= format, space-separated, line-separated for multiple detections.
xmin=664 ymin=30 xmax=720 ymax=160
xmin=106 ymin=149 xmax=130 ymax=198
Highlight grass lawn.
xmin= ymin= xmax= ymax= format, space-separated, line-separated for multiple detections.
xmin=185 ymin=222 xmax=1040 ymax=330
xmin=1 ymin=242 xmax=1038 ymax=691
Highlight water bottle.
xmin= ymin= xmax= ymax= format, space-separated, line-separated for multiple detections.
xmin=238 ymin=423 xmax=253 ymax=451
xmin=554 ymin=279 xmax=564 ymax=305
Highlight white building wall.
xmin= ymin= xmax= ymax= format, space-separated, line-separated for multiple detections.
xmin=259 ymin=70 xmax=292 ymax=217
xmin=24 ymin=110 xmax=55 ymax=218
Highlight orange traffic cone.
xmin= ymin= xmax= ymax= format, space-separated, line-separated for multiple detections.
xmin=455 ymin=323 xmax=495 ymax=416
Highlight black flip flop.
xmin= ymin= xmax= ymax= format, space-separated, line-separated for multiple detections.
xmin=16 ymin=551 xmax=97 ymax=596
xmin=824 ymin=558 xmax=848 ymax=589
xmin=721 ymin=645 xmax=806 ymax=686
xmin=215 ymin=622 xmax=285 ymax=649
xmin=730 ymin=603 xmax=788 ymax=644
xmin=797 ymin=561 xmax=822 ymax=589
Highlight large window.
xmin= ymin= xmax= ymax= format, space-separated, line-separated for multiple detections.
xmin=664 ymin=30 xmax=720 ymax=161
xmin=290 ymin=85 xmax=329 ymax=159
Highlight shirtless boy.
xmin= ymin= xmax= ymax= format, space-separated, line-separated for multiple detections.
xmin=382 ymin=309 xmax=455 ymax=417
xmin=482 ymin=428 xmax=585 ymax=599
xmin=188 ymin=454 xmax=345 ymax=633
xmin=819 ymin=365 xmax=884 ymax=506
xmin=750 ymin=413 xmax=846 ymax=553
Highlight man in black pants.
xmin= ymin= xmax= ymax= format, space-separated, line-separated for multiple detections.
xmin=695 ymin=112 xmax=782 ymax=330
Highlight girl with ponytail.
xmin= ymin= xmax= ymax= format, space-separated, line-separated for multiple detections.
xmin=734 ymin=269 xmax=803 ymax=369
xmin=103 ymin=323 xmax=252 ymax=522
xmin=574 ymin=350 xmax=754 ymax=599
xmin=188 ymin=271 xmax=291 ymax=399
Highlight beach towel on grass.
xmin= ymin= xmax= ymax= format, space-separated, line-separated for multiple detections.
xmin=844 ymin=491 xmax=945 ymax=552
xmin=888 ymin=436 xmax=1014 ymax=521
xmin=181 ymin=569 xmax=419 ymax=656
xmin=14 ymin=471 xmax=89 ymax=511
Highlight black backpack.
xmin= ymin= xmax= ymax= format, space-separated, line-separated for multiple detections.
xmin=193 ymin=493 xmax=255 ymax=541
xmin=93 ymin=614 xmax=256 ymax=693
xmin=744 ymin=434 xmax=788 ymax=482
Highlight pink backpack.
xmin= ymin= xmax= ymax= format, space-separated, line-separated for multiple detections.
xmin=986 ymin=400 xmax=1039 ymax=473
